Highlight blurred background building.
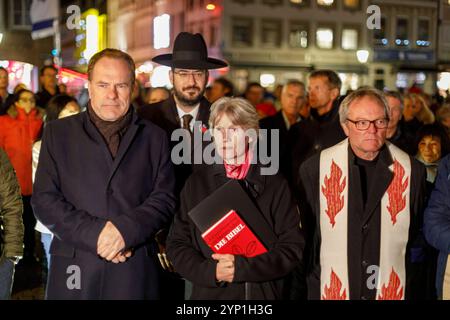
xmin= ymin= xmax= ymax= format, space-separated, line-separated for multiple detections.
xmin=1 ymin=0 xmax=450 ymax=95
xmin=0 ymin=0 xmax=54 ymax=92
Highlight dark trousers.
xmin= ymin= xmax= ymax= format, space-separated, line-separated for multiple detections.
xmin=22 ymin=196 xmax=36 ymax=259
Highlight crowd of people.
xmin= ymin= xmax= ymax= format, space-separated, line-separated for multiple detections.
xmin=2 ymin=31 xmax=450 ymax=300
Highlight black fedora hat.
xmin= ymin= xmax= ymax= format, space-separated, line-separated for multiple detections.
xmin=152 ymin=32 xmax=228 ymax=70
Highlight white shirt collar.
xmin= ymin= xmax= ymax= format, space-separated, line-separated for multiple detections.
xmin=176 ymin=103 xmax=200 ymax=131
xmin=281 ymin=110 xmax=301 ymax=130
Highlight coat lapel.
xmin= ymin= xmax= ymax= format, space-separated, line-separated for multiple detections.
xmin=362 ymin=146 xmax=393 ymax=224
xmin=164 ymin=96 xmax=182 ymax=132
xmin=275 ymin=111 xmax=289 ymax=136
xmin=82 ymin=111 xmax=114 ymax=168
xmin=107 ymin=110 xmax=141 ymax=185
xmin=196 ymin=97 xmax=211 ymax=124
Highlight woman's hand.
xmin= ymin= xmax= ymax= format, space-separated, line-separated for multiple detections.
xmin=212 ymin=254 xmax=235 ymax=283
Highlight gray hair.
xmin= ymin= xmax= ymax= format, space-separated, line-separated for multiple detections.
xmin=209 ymin=97 xmax=260 ymax=132
xmin=282 ymin=80 xmax=305 ymax=95
xmin=339 ymin=87 xmax=390 ymax=123
xmin=384 ymin=90 xmax=404 ymax=112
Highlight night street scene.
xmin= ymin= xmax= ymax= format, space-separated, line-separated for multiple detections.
xmin=1 ymin=0 xmax=450 ymax=310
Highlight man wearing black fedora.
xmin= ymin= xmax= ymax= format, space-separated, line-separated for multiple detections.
xmin=139 ymin=32 xmax=227 ymax=300
xmin=139 ymin=32 xmax=227 ymax=193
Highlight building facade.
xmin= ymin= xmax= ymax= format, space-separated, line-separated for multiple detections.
xmin=107 ymin=0 xmax=441 ymax=94
xmin=0 ymin=0 xmax=54 ymax=92
xmin=370 ymin=0 xmax=439 ymax=94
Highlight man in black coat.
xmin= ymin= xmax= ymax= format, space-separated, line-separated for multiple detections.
xmin=288 ymin=70 xmax=346 ymax=187
xmin=31 ymin=49 xmax=176 ymax=299
xmin=293 ymin=88 xmax=426 ymax=300
xmin=260 ymin=80 xmax=306 ymax=178
xmin=384 ymin=91 xmax=418 ymax=155
xmin=139 ymin=32 xmax=227 ymax=194
xmin=35 ymin=66 xmax=60 ymax=109
xmin=138 ymin=32 xmax=228 ymax=299
xmin=0 ymin=67 xmax=14 ymax=115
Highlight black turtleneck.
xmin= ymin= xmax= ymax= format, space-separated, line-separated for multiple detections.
xmin=353 ymin=151 xmax=379 ymax=207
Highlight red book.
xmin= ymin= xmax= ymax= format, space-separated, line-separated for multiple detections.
xmin=201 ymin=209 xmax=267 ymax=258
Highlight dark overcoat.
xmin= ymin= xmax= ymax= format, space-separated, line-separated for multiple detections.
xmin=31 ymin=109 xmax=176 ymax=300
xmin=139 ymin=95 xmax=211 ymax=194
xmin=166 ymin=163 xmax=305 ymax=300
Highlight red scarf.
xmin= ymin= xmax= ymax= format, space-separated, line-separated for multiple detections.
xmin=224 ymin=150 xmax=253 ymax=180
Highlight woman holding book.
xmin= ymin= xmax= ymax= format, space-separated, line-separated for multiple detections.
xmin=166 ymin=97 xmax=304 ymax=300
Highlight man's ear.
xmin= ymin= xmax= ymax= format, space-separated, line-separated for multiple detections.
xmin=87 ymin=81 xmax=92 ymax=100
xmin=341 ymin=121 xmax=350 ymax=137
xmin=169 ymin=70 xmax=174 ymax=87
xmin=331 ymin=87 xmax=340 ymax=101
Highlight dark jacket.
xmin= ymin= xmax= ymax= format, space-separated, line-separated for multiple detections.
xmin=424 ymin=154 xmax=450 ymax=299
xmin=166 ymin=163 xmax=305 ymax=300
xmin=288 ymin=99 xmax=346 ymax=187
xmin=36 ymin=87 xmax=59 ymax=109
xmin=0 ymin=148 xmax=24 ymax=259
xmin=31 ymin=108 xmax=176 ymax=300
xmin=139 ymin=95 xmax=211 ymax=194
xmin=389 ymin=119 xmax=420 ymax=156
xmin=295 ymin=143 xmax=426 ymax=300
xmin=259 ymin=111 xmax=292 ymax=178
xmin=0 ymin=94 xmax=14 ymax=115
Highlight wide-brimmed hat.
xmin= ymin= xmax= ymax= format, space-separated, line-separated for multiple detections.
xmin=152 ymin=32 xmax=228 ymax=70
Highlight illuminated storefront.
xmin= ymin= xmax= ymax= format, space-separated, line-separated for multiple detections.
xmin=73 ymin=8 xmax=107 ymax=72
xmin=0 ymin=60 xmax=38 ymax=93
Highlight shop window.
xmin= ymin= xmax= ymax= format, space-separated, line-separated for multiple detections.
xmin=316 ymin=27 xmax=334 ymax=49
xmin=373 ymin=17 xmax=388 ymax=46
xmin=232 ymin=17 xmax=253 ymax=47
xmin=261 ymin=19 xmax=282 ymax=47
xmin=10 ymin=0 xmax=32 ymax=29
xmin=417 ymin=19 xmax=431 ymax=47
xmin=289 ymin=21 xmax=308 ymax=48
xmin=395 ymin=18 xmax=410 ymax=47
xmin=342 ymin=28 xmax=358 ymax=50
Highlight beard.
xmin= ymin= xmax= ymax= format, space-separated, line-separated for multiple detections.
xmin=173 ymin=85 xmax=206 ymax=107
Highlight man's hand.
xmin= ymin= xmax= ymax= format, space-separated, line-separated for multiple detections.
xmin=212 ymin=254 xmax=235 ymax=283
xmin=111 ymin=250 xmax=133 ymax=264
xmin=97 ymin=221 xmax=126 ymax=261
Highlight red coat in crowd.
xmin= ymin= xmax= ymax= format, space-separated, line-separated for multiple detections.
xmin=0 ymin=105 xmax=44 ymax=195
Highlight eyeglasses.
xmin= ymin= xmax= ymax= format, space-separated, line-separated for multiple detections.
xmin=19 ymin=98 xmax=36 ymax=104
xmin=173 ymin=70 xmax=206 ymax=80
xmin=346 ymin=118 xmax=389 ymax=130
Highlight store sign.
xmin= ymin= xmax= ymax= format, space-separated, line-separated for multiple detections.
xmin=374 ymin=49 xmax=434 ymax=62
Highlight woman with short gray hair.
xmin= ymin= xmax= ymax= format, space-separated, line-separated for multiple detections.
xmin=166 ymin=97 xmax=304 ymax=300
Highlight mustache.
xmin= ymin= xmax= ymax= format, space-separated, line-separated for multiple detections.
xmin=182 ymin=86 xmax=200 ymax=91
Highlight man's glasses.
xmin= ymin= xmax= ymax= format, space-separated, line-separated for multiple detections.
xmin=346 ymin=118 xmax=389 ymax=131
xmin=173 ymin=70 xmax=206 ymax=80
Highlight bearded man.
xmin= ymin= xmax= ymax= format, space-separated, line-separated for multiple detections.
xmin=138 ymin=32 xmax=228 ymax=300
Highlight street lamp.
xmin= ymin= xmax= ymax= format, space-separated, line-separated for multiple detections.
xmin=356 ymin=49 xmax=369 ymax=64
xmin=0 ymin=33 xmax=3 ymax=44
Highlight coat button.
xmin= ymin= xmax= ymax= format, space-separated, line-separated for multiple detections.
xmin=362 ymin=260 xmax=368 ymax=267
xmin=362 ymin=224 xmax=368 ymax=230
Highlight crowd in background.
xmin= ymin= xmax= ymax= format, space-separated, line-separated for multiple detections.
xmin=2 ymin=57 xmax=450 ymax=300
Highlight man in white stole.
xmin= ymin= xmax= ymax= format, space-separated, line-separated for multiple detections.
xmin=296 ymin=88 xmax=426 ymax=300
